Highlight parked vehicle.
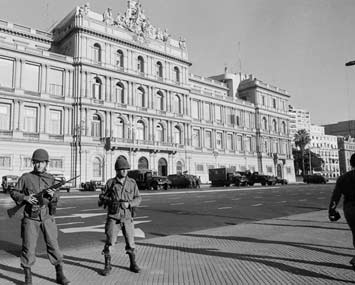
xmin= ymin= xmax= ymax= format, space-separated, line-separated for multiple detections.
xmin=275 ymin=177 xmax=288 ymax=185
xmin=128 ymin=169 xmax=171 ymax=190
xmin=81 ymin=180 xmax=105 ymax=191
xmin=303 ymin=174 xmax=328 ymax=184
xmin=1 ymin=175 xmax=19 ymax=193
xmin=246 ymin=172 xmax=276 ymax=186
xmin=234 ymin=172 xmax=248 ymax=186
xmin=208 ymin=167 xmax=235 ymax=187
xmin=167 ymin=173 xmax=196 ymax=188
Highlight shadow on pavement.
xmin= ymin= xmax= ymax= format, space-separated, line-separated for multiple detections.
xmin=253 ymin=222 xmax=350 ymax=232
xmin=137 ymin=241 xmax=354 ymax=283
xmin=0 ymin=240 xmax=21 ymax=257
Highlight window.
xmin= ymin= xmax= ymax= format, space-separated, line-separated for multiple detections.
xmin=237 ymin=136 xmax=243 ymax=151
xmin=176 ymin=161 xmax=183 ymax=174
xmin=267 ymin=166 xmax=273 ymax=173
xmin=245 ymin=137 xmax=251 ymax=152
xmin=174 ymin=126 xmax=182 ymax=144
xmin=261 ymin=95 xmax=265 ymax=106
xmin=192 ymin=129 xmax=200 ymax=147
xmin=272 ymin=98 xmax=277 ymax=108
xmin=49 ymin=110 xmax=62 ymax=135
xmin=227 ymin=134 xmax=233 ymax=150
xmin=0 ymin=103 xmax=11 ymax=130
xmin=114 ymin=82 xmax=125 ymax=104
xmin=272 ymin=119 xmax=277 ymax=132
xmin=0 ymin=156 xmax=11 ymax=168
xmin=156 ymin=124 xmax=164 ymax=142
xmin=282 ymin=121 xmax=286 ymax=134
xmin=48 ymin=68 xmax=63 ymax=96
xmin=156 ymin=61 xmax=163 ymax=78
xmin=93 ymin=157 xmax=102 ymax=177
xmin=93 ymin=43 xmax=101 ymax=63
xmin=91 ymin=114 xmax=101 ymax=137
xmin=264 ymin=140 xmax=269 ymax=153
xmin=137 ymin=56 xmax=144 ymax=73
xmin=0 ymin=57 xmax=14 ymax=87
xmin=191 ymin=100 xmax=199 ymax=119
xmin=24 ymin=106 xmax=38 ymax=133
xmin=23 ymin=157 xmax=32 ymax=169
xmin=49 ymin=159 xmax=63 ymax=169
xmin=136 ymin=120 xmax=145 ymax=140
xmin=92 ymin=77 xmax=102 ymax=100
xmin=137 ymin=87 xmax=145 ymax=107
xmin=262 ymin=117 xmax=267 ymax=130
xmin=156 ymin=92 xmax=164 ymax=110
xmin=226 ymin=108 xmax=232 ymax=125
xmin=245 ymin=112 xmax=250 ymax=128
xmin=138 ymin=157 xmax=148 ymax=169
xmin=114 ymin=118 xmax=124 ymax=138
xmin=23 ymin=63 xmax=40 ymax=92
xmin=216 ymin=133 xmax=223 ymax=149
xmin=205 ymin=131 xmax=212 ymax=148
xmin=116 ymin=50 xmax=124 ymax=68
xmin=204 ymin=103 xmax=211 ymax=121
xmin=215 ymin=105 xmax=221 ymax=122
xmin=196 ymin=164 xmax=204 ymax=172
xmin=174 ymin=95 xmax=182 ymax=114
xmin=173 ymin=66 xmax=180 ymax=82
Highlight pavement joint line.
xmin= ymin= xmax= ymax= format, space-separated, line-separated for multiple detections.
xmin=170 ymin=202 xmax=184 ymax=205
xmin=252 ymin=203 xmax=263 ymax=206
xmin=203 ymin=200 xmax=216 ymax=203
xmin=217 ymin=206 xmax=232 ymax=210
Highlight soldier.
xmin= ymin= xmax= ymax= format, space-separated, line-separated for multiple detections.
xmin=329 ymin=153 xmax=355 ymax=270
xmin=9 ymin=149 xmax=69 ymax=285
xmin=98 ymin=156 xmax=142 ymax=276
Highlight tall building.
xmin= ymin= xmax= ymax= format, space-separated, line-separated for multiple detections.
xmin=324 ymin=120 xmax=355 ymax=137
xmin=0 ymin=1 xmax=295 ymax=184
xmin=310 ymin=125 xmax=339 ymax=178
xmin=337 ymin=136 xmax=355 ymax=174
xmin=288 ymin=105 xmax=311 ymax=139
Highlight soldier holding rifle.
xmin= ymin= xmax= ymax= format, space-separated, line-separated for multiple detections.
xmin=9 ymin=149 xmax=70 ymax=285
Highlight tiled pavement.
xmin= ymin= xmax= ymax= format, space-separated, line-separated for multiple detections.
xmin=0 ymin=210 xmax=354 ymax=284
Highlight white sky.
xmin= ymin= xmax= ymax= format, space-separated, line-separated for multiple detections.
xmin=1 ymin=0 xmax=355 ymax=125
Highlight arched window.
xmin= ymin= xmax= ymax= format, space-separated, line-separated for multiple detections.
xmin=136 ymin=120 xmax=145 ymax=140
xmin=174 ymin=95 xmax=182 ymax=114
xmin=156 ymin=91 xmax=164 ymax=110
xmin=137 ymin=56 xmax=144 ymax=73
xmin=174 ymin=126 xmax=182 ymax=144
xmin=114 ymin=117 xmax=124 ymax=138
xmin=264 ymin=140 xmax=268 ymax=153
xmin=272 ymin=119 xmax=277 ymax=132
xmin=137 ymin=87 xmax=145 ymax=107
xmin=173 ymin=66 xmax=180 ymax=82
xmin=116 ymin=50 xmax=124 ymax=68
xmin=92 ymin=77 xmax=102 ymax=100
xmin=176 ymin=161 xmax=183 ymax=174
xmin=156 ymin=123 xmax=164 ymax=142
xmin=93 ymin=157 xmax=102 ymax=177
xmin=158 ymin=158 xmax=167 ymax=176
xmin=138 ymin=157 xmax=148 ymax=169
xmin=115 ymin=82 xmax=124 ymax=104
xmin=262 ymin=117 xmax=267 ymax=130
xmin=91 ymin=114 xmax=102 ymax=137
xmin=93 ymin=43 xmax=101 ymax=63
xmin=282 ymin=121 xmax=286 ymax=134
xmin=156 ymin=61 xmax=163 ymax=78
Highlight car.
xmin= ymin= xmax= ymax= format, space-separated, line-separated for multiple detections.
xmin=303 ymin=174 xmax=328 ymax=184
xmin=275 ymin=177 xmax=288 ymax=185
xmin=81 ymin=180 xmax=105 ymax=191
xmin=1 ymin=175 xmax=19 ymax=193
xmin=128 ymin=169 xmax=172 ymax=190
xmin=245 ymin=172 xmax=277 ymax=186
xmin=167 ymin=174 xmax=191 ymax=188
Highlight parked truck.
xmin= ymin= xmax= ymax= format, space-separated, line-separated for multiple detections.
xmin=208 ymin=167 xmax=235 ymax=187
xmin=246 ymin=172 xmax=276 ymax=186
xmin=127 ymin=169 xmax=171 ymax=190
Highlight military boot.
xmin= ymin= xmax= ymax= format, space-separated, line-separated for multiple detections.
xmin=127 ymin=250 xmax=140 ymax=273
xmin=350 ymin=256 xmax=355 ymax=271
xmin=24 ymin=267 xmax=32 ymax=285
xmin=101 ymin=254 xmax=112 ymax=276
xmin=55 ymin=264 xmax=70 ymax=285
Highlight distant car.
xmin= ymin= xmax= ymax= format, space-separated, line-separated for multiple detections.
xmin=167 ymin=174 xmax=191 ymax=188
xmin=275 ymin=177 xmax=288 ymax=185
xmin=81 ymin=180 xmax=105 ymax=191
xmin=303 ymin=174 xmax=328 ymax=184
xmin=1 ymin=175 xmax=19 ymax=193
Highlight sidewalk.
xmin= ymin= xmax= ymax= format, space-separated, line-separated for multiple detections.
xmin=1 ymin=210 xmax=354 ymax=284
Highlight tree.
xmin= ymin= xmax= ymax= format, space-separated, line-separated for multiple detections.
xmin=293 ymin=148 xmax=324 ymax=174
xmin=294 ymin=129 xmax=311 ymax=176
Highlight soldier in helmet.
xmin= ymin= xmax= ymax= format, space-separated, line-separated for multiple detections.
xmin=9 ymin=149 xmax=69 ymax=285
xmin=329 ymin=153 xmax=355 ymax=270
xmin=98 ymin=156 xmax=142 ymax=276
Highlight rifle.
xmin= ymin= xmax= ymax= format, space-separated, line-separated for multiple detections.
xmin=7 ymin=175 xmax=80 ymax=218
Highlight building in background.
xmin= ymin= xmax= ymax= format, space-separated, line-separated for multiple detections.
xmin=288 ymin=105 xmax=311 ymax=140
xmin=310 ymin=125 xmax=339 ymax=178
xmin=337 ymin=136 xmax=355 ymax=175
xmin=324 ymin=120 xmax=355 ymax=138
xmin=0 ymin=1 xmax=295 ymax=184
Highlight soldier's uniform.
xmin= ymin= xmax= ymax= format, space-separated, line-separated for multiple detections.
xmin=99 ymin=156 xmax=142 ymax=276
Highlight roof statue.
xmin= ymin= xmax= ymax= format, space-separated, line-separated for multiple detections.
xmin=103 ymin=8 xmax=114 ymax=25
xmin=77 ymin=2 xmax=90 ymax=16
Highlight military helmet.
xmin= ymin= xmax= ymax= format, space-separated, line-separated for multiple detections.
xmin=115 ymin=156 xmax=130 ymax=170
xmin=31 ymin=149 xmax=49 ymax=162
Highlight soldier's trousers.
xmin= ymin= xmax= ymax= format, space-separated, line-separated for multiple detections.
xmin=21 ymin=217 xmax=63 ymax=268
xmin=104 ymin=218 xmax=135 ymax=252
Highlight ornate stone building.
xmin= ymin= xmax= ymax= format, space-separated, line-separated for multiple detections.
xmin=0 ymin=1 xmax=295 ymax=184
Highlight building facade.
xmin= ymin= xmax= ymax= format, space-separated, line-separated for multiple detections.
xmin=324 ymin=120 xmax=355 ymax=138
xmin=337 ymin=136 xmax=355 ymax=175
xmin=288 ymin=105 xmax=311 ymax=140
xmin=310 ymin=125 xmax=340 ymax=178
xmin=0 ymin=1 xmax=295 ymax=184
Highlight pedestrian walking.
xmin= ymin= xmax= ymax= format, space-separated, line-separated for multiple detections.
xmin=196 ymin=176 xmax=201 ymax=188
xmin=329 ymin=153 xmax=355 ymax=270
xmin=9 ymin=149 xmax=69 ymax=285
xmin=98 ymin=156 xmax=142 ymax=276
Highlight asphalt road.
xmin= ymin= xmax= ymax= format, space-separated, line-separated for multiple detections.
xmin=0 ymin=183 xmax=335 ymax=256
